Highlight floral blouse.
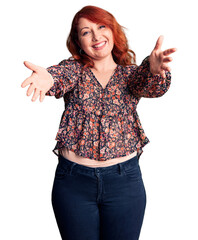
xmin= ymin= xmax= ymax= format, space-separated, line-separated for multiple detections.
xmin=45 ymin=56 xmax=171 ymax=161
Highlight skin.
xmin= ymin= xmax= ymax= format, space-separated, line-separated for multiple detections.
xmin=21 ymin=17 xmax=177 ymax=102
xmin=149 ymin=35 xmax=177 ymax=78
xmin=77 ymin=18 xmax=117 ymax=72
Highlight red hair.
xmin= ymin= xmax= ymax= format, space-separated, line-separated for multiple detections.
xmin=66 ymin=5 xmax=136 ymax=68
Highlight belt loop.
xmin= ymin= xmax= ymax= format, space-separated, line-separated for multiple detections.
xmin=118 ymin=163 xmax=125 ymax=175
xmin=69 ymin=163 xmax=77 ymax=175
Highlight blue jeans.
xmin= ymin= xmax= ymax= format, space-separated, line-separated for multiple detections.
xmin=51 ymin=154 xmax=147 ymax=240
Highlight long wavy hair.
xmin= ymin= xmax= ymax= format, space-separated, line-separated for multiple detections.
xmin=67 ymin=5 xmax=136 ymax=68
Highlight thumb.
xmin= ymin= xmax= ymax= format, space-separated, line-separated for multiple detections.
xmin=153 ymin=35 xmax=164 ymax=51
xmin=24 ymin=61 xmax=39 ymax=72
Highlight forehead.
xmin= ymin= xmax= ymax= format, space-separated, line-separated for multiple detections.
xmin=78 ymin=18 xmax=99 ymax=29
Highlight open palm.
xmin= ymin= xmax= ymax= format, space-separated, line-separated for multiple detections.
xmin=149 ymin=36 xmax=177 ymax=78
xmin=21 ymin=61 xmax=54 ymax=102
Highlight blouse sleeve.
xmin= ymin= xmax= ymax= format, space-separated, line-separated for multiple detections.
xmin=127 ymin=56 xmax=171 ymax=98
xmin=45 ymin=59 xmax=81 ymax=98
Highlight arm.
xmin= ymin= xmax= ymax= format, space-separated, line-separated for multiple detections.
xmin=21 ymin=58 xmax=81 ymax=102
xmin=127 ymin=36 xmax=176 ymax=98
xmin=45 ymin=59 xmax=81 ymax=98
xmin=127 ymin=56 xmax=171 ymax=98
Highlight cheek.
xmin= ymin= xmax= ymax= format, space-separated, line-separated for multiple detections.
xmin=107 ymin=31 xmax=114 ymax=45
xmin=108 ymin=35 xmax=114 ymax=48
xmin=79 ymin=38 xmax=90 ymax=50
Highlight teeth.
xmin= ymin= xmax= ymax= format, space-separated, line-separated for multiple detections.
xmin=93 ymin=42 xmax=106 ymax=48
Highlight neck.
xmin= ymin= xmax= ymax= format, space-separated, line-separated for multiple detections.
xmin=91 ymin=55 xmax=117 ymax=72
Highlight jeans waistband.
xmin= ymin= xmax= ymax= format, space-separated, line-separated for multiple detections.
xmin=58 ymin=154 xmax=139 ymax=176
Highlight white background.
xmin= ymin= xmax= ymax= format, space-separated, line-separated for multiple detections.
xmin=1 ymin=0 xmax=198 ymax=239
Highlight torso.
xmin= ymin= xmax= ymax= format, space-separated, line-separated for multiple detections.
xmin=59 ymin=61 xmax=138 ymax=166
xmin=60 ymin=65 xmax=137 ymax=167
xmin=59 ymin=147 xmax=137 ymax=168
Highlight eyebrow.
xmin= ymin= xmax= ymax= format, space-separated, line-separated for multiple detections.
xmin=80 ymin=27 xmax=89 ymax=33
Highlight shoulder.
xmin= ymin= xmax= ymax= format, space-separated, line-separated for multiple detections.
xmin=58 ymin=57 xmax=83 ymax=70
xmin=119 ymin=64 xmax=137 ymax=76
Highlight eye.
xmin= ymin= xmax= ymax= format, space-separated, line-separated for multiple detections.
xmin=99 ymin=25 xmax=106 ymax=29
xmin=82 ymin=31 xmax=89 ymax=36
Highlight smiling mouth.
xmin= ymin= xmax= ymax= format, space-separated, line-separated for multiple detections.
xmin=92 ymin=41 xmax=107 ymax=49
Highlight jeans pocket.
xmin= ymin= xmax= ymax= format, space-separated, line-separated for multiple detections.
xmin=124 ymin=164 xmax=142 ymax=182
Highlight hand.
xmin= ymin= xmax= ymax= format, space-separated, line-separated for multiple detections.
xmin=149 ymin=35 xmax=177 ymax=78
xmin=21 ymin=61 xmax=54 ymax=102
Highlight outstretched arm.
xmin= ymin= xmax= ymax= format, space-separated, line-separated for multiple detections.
xmin=21 ymin=59 xmax=80 ymax=102
xmin=127 ymin=36 xmax=177 ymax=98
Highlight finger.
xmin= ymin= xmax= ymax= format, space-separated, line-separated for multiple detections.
xmin=159 ymin=70 xmax=166 ymax=79
xmin=21 ymin=76 xmax=33 ymax=88
xmin=31 ymin=88 xmax=40 ymax=102
xmin=153 ymin=35 xmax=164 ymax=51
xmin=163 ymin=56 xmax=173 ymax=63
xmin=161 ymin=63 xmax=171 ymax=72
xmin=163 ymin=48 xmax=177 ymax=56
xmin=27 ymin=83 xmax=35 ymax=96
xmin=40 ymin=91 xmax=46 ymax=102
xmin=24 ymin=61 xmax=39 ymax=72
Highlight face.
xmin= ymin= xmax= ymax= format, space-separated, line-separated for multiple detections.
xmin=77 ymin=18 xmax=114 ymax=61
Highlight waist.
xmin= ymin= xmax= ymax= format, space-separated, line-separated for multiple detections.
xmin=59 ymin=147 xmax=138 ymax=168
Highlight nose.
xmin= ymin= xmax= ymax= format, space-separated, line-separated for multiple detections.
xmin=92 ymin=30 xmax=100 ymax=42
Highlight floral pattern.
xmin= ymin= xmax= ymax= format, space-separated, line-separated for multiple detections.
xmin=46 ymin=56 xmax=171 ymax=161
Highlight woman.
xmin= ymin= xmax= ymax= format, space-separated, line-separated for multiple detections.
xmin=21 ymin=5 xmax=176 ymax=240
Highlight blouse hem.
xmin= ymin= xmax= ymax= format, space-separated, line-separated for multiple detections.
xmin=51 ymin=138 xmax=150 ymax=161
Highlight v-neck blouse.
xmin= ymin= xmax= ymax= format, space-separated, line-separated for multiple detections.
xmin=88 ymin=65 xmax=118 ymax=90
xmin=45 ymin=56 xmax=171 ymax=161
